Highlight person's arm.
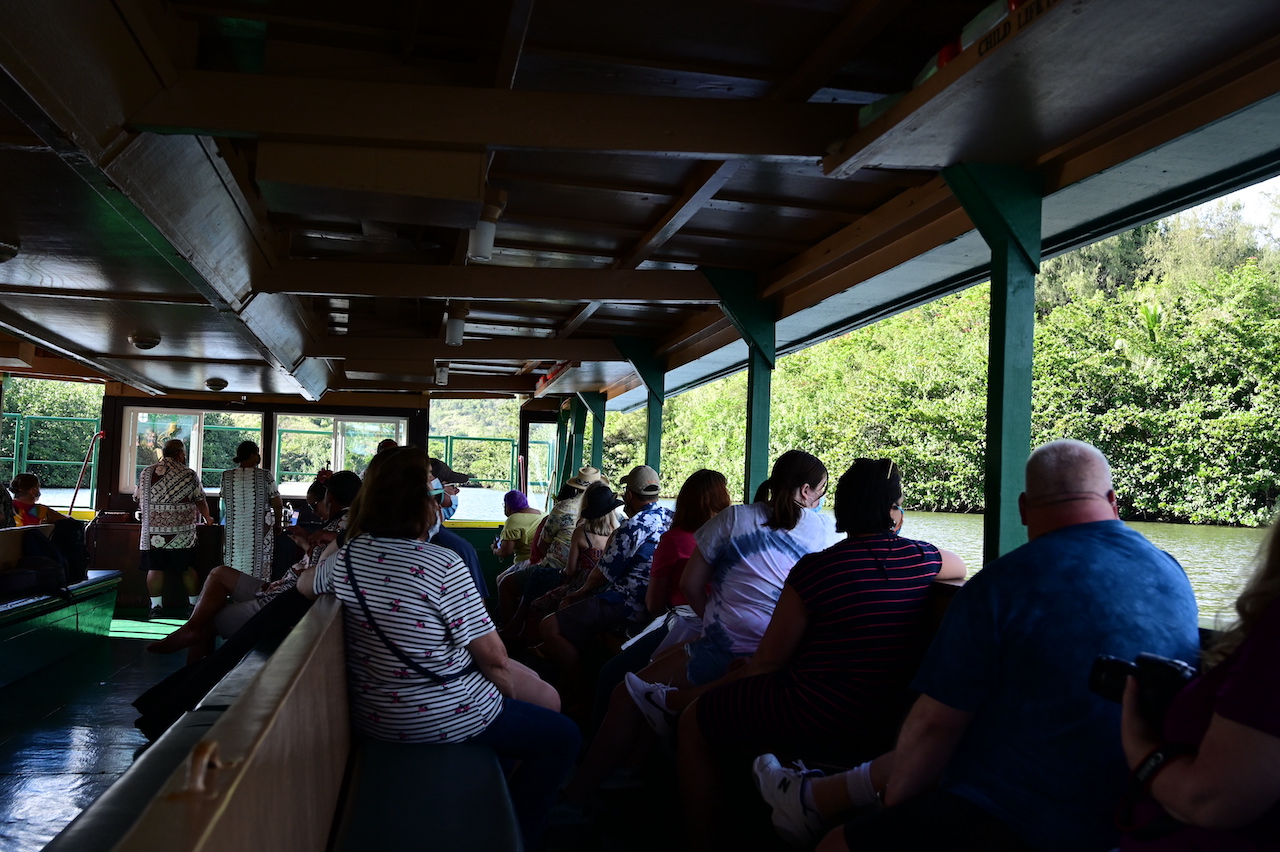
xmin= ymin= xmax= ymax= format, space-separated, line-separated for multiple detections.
xmin=492 ymin=538 xmax=516 ymax=559
xmin=1121 ymin=678 xmax=1280 ymax=828
xmin=43 ymin=505 xmax=71 ymax=523
xmin=194 ymin=496 xmax=213 ymax=525
xmin=735 ymin=585 xmax=808 ymax=677
xmin=680 ymin=547 xmax=713 ymax=618
xmin=269 ymin=494 xmax=285 ymax=534
xmin=883 ymin=694 xmax=975 ymax=806
xmin=466 ymin=630 xmax=560 ymax=710
xmin=645 ymin=535 xmax=675 ymax=615
xmin=935 ymin=548 xmax=966 ymax=581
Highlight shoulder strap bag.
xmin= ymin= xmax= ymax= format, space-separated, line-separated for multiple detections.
xmin=343 ymin=547 xmax=477 ymax=685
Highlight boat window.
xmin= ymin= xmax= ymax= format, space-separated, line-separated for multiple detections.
xmin=121 ymin=408 xmax=265 ymax=493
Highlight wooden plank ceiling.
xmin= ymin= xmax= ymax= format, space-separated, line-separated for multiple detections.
xmin=0 ymin=0 xmax=1277 ymax=405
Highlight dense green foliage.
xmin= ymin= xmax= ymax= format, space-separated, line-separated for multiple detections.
xmin=1 ymin=378 xmax=103 ymax=487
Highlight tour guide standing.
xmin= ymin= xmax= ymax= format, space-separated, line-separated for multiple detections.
xmin=136 ymin=439 xmax=212 ymax=618
xmin=219 ymin=440 xmax=284 ymax=581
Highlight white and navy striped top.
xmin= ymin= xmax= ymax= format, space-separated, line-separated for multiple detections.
xmin=312 ymin=534 xmax=502 ymax=742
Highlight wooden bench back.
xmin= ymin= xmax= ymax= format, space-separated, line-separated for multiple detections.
xmin=111 ymin=596 xmax=350 ymax=852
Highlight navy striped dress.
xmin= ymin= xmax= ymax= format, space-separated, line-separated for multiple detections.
xmin=695 ymin=533 xmax=942 ymax=762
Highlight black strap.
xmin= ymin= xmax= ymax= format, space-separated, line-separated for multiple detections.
xmin=343 ymin=546 xmax=478 ymax=685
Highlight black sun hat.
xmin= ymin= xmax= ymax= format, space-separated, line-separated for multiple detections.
xmin=581 ymin=485 xmax=624 ymax=521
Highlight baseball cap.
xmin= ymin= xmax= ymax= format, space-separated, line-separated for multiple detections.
xmin=429 ymin=458 xmax=471 ymax=485
xmin=620 ymin=464 xmax=660 ymax=498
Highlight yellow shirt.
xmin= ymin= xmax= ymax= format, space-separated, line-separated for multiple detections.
xmin=500 ymin=511 xmax=545 ymax=563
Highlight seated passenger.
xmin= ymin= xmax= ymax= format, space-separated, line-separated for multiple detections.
xmin=9 ymin=473 xmax=70 ymax=526
xmin=429 ymin=457 xmax=470 ymax=522
xmin=540 ymin=465 xmax=673 ymax=705
xmin=666 ymin=459 xmax=964 ymax=850
xmin=301 ymin=447 xmax=578 ymax=852
xmin=517 ymin=482 xmax=622 ymax=643
xmin=561 ymin=454 xmax=834 ymax=801
xmin=753 ymin=440 xmax=1201 ymax=852
xmin=147 ymin=471 xmax=362 ymax=663
xmin=1118 ymin=516 xmax=1280 ymax=848
xmin=497 ymin=482 xmax=580 ymax=630
xmin=491 ymin=489 xmax=545 ymax=565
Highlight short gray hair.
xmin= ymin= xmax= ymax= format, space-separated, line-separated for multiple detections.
xmin=1025 ymin=439 xmax=1112 ymax=500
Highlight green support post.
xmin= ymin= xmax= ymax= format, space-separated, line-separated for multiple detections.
xmin=555 ymin=406 xmax=571 ymax=488
xmin=644 ymin=391 xmax=662 ymax=474
xmin=577 ymin=391 xmax=606 ymax=472
xmin=569 ymin=396 xmax=587 ymax=474
xmin=943 ymin=163 xmax=1043 ymax=563
xmin=702 ymin=268 xmax=776 ymax=504
xmin=614 ymin=336 xmax=667 ymax=474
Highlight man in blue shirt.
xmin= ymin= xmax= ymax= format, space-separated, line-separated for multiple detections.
xmin=754 ymin=440 xmax=1200 ymax=852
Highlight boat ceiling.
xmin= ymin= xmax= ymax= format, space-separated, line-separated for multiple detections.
xmin=0 ymin=0 xmax=1278 ymax=409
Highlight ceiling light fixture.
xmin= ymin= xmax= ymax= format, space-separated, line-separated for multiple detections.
xmin=128 ymin=332 xmax=162 ymax=350
xmin=445 ymin=302 xmax=468 ymax=346
xmin=0 ymin=240 xmax=18 ymax=263
xmin=435 ymin=363 xmax=449 ymax=386
xmin=205 ymin=377 xmax=228 ymax=391
xmin=466 ymin=200 xmax=504 ymax=262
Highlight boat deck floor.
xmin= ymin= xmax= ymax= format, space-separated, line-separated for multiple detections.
xmin=0 ymin=610 xmax=779 ymax=851
xmin=0 ymin=610 xmax=188 ymax=852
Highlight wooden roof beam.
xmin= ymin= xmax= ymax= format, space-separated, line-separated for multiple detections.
xmin=609 ymin=1 xmax=900 ymax=268
xmin=496 ymin=0 xmax=535 ymax=88
xmin=313 ymin=338 xmax=622 ymax=361
xmin=616 ymin=161 xmax=742 ymax=268
xmin=258 ymin=264 xmax=718 ymax=302
xmin=337 ymin=375 xmax=538 ymax=393
xmin=128 ymin=71 xmax=861 ymax=160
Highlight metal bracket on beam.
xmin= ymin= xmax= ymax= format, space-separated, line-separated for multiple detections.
xmin=613 ymin=336 xmax=666 ymax=404
xmin=701 ymin=268 xmax=777 ymax=367
xmin=943 ymin=163 xmax=1043 ymax=273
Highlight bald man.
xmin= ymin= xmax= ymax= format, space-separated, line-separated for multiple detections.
xmin=755 ymin=441 xmax=1201 ymax=852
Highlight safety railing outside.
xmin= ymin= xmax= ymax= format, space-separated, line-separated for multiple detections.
xmin=1 ymin=413 xmax=101 ymax=508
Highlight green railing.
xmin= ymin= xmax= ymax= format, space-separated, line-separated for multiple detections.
xmin=428 ymin=435 xmax=518 ymax=490
xmin=1 ymin=413 xmax=101 ymax=507
xmin=274 ymin=426 xmax=332 ymax=482
xmin=200 ymin=423 xmax=264 ymax=484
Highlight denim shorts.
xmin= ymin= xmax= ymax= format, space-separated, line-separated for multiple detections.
xmin=684 ymin=631 xmax=747 ymax=685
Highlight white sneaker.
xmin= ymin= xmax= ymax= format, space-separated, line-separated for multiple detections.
xmin=752 ymin=753 xmax=827 ymax=849
xmin=623 ymin=672 xmax=678 ymax=737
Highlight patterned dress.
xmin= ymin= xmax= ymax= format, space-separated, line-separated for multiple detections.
xmin=137 ymin=457 xmax=203 ymax=551
xmin=220 ymin=466 xmax=280 ymax=580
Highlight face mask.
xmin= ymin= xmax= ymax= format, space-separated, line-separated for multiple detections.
xmin=441 ymin=502 xmax=457 ymax=521
xmin=427 ymin=517 xmax=442 ymax=539
xmin=429 ymin=477 xmax=443 ymax=495
xmin=809 ymin=497 xmax=824 ymax=512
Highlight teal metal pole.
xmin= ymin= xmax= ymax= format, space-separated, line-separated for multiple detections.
xmin=577 ymin=392 xmax=606 ymax=472
xmin=744 ymin=344 xmax=772 ymax=505
xmin=645 ymin=390 xmax=663 ymax=475
xmin=570 ymin=397 xmax=587 ymax=474
xmin=943 ymin=163 xmax=1042 ymax=562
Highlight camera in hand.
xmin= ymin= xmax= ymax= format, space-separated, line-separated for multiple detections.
xmin=1088 ymin=652 xmax=1195 ymax=730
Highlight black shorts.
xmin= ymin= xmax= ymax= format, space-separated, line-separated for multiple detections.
xmin=842 ymin=789 xmax=1034 ymax=851
xmin=143 ymin=547 xmax=194 ymax=573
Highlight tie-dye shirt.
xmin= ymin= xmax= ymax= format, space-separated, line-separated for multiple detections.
xmin=696 ymin=503 xmax=839 ymax=654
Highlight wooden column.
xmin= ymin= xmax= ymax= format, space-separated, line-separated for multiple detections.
xmin=614 ymin=336 xmax=667 ymax=474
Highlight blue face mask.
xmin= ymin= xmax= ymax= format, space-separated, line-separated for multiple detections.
xmin=809 ymin=497 xmax=824 ymax=512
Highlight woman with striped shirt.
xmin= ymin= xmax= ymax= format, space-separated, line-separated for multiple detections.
xmin=663 ymin=458 xmax=966 ymax=851
xmin=306 ymin=447 xmax=579 ymax=851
